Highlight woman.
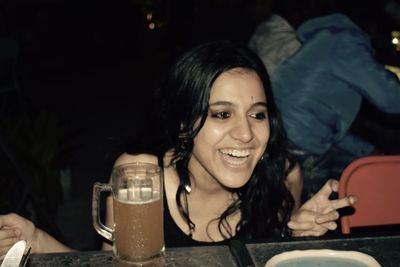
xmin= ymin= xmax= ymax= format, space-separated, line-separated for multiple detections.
xmin=0 ymin=41 xmax=356 ymax=255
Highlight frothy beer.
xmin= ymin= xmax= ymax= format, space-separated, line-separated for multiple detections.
xmin=114 ymin=187 xmax=164 ymax=261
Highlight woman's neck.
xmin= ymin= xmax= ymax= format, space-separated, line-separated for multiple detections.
xmin=187 ymin=156 xmax=230 ymax=196
xmin=164 ymin=154 xmax=240 ymax=242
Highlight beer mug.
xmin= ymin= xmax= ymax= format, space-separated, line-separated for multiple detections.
xmin=92 ymin=162 xmax=164 ymax=265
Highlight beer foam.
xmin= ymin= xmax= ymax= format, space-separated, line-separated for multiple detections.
xmin=117 ymin=188 xmax=160 ymax=204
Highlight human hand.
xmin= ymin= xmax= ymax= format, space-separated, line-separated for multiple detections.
xmin=288 ymin=179 xmax=357 ymax=237
xmin=0 ymin=213 xmax=37 ymax=258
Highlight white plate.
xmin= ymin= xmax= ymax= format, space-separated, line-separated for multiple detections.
xmin=1 ymin=240 xmax=26 ymax=267
xmin=265 ymin=249 xmax=381 ymax=267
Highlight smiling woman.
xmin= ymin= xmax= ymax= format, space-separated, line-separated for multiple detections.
xmin=147 ymin=41 xmax=298 ymax=244
xmin=0 ymin=41 xmax=357 ymax=256
xmin=191 ymin=69 xmax=270 ymax=190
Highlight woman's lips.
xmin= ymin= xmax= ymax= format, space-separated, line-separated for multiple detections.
xmin=219 ymin=149 xmax=251 ymax=167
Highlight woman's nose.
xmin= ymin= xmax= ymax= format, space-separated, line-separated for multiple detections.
xmin=230 ymin=117 xmax=253 ymax=143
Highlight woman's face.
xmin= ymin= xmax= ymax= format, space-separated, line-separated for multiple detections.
xmin=188 ymin=68 xmax=270 ymax=189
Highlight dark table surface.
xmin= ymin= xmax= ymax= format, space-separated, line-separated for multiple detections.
xmin=24 ymin=233 xmax=400 ymax=266
xmin=248 ymin=234 xmax=400 ymax=267
xmin=26 ymin=245 xmax=237 ymax=267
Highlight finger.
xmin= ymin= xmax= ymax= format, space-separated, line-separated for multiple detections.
xmin=315 ymin=211 xmax=339 ymax=224
xmin=0 ymin=229 xmax=18 ymax=240
xmin=319 ymin=221 xmax=338 ymax=231
xmin=0 ymin=238 xmax=21 ymax=258
xmin=315 ymin=179 xmax=339 ymax=198
xmin=349 ymin=195 xmax=358 ymax=205
xmin=292 ymin=220 xmax=334 ymax=232
xmin=301 ymin=230 xmax=327 ymax=237
xmin=0 ymin=236 xmax=21 ymax=248
xmin=288 ymin=221 xmax=316 ymax=231
xmin=0 ymin=213 xmax=19 ymax=228
xmin=329 ymin=195 xmax=358 ymax=211
xmin=291 ymin=222 xmax=337 ymax=237
xmin=292 ymin=229 xmax=329 ymax=237
xmin=0 ymin=245 xmax=13 ymax=258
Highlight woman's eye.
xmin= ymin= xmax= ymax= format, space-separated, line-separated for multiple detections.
xmin=250 ymin=112 xmax=267 ymax=120
xmin=211 ymin=112 xmax=231 ymax=119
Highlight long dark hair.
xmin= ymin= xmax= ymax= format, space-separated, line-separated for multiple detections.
xmin=158 ymin=41 xmax=295 ymax=240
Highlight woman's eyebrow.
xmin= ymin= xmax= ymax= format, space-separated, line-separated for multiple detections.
xmin=209 ymin=101 xmax=233 ymax=107
xmin=253 ymin=101 xmax=268 ymax=108
xmin=209 ymin=101 xmax=267 ymax=108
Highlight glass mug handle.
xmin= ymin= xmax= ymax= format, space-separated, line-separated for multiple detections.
xmin=92 ymin=182 xmax=113 ymax=241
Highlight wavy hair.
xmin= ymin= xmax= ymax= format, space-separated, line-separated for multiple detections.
xmin=158 ymin=41 xmax=295 ymax=240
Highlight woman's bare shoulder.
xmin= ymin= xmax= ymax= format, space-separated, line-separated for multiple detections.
xmin=114 ymin=150 xmax=176 ymax=169
xmin=113 ymin=153 xmax=159 ymax=167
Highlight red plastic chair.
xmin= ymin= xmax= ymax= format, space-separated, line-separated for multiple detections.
xmin=339 ymin=155 xmax=400 ymax=234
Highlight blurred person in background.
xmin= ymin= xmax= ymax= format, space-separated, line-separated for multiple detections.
xmin=248 ymin=0 xmax=337 ymax=77
xmin=248 ymin=2 xmax=300 ymax=77
xmin=251 ymin=0 xmax=400 ymax=197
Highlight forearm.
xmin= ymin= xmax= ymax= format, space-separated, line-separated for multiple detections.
xmin=30 ymin=228 xmax=75 ymax=253
xmin=286 ymin=162 xmax=303 ymax=212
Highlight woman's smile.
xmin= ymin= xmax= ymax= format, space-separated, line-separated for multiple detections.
xmin=219 ymin=148 xmax=252 ymax=167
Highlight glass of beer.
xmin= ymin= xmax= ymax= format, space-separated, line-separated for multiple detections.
xmin=92 ymin=162 xmax=164 ymax=265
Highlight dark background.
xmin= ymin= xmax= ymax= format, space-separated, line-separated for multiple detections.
xmin=0 ymin=0 xmax=399 ymax=250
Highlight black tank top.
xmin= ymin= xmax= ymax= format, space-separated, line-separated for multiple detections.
xmin=157 ymin=155 xmax=231 ymax=247
xmin=163 ymin=190 xmax=229 ymax=247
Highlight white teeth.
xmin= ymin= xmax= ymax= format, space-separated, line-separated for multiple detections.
xmin=220 ymin=149 xmax=250 ymax=158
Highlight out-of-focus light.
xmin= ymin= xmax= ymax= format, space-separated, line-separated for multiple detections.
xmin=146 ymin=13 xmax=153 ymax=21
xmin=148 ymin=22 xmax=155 ymax=30
xmin=392 ymin=31 xmax=400 ymax=51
